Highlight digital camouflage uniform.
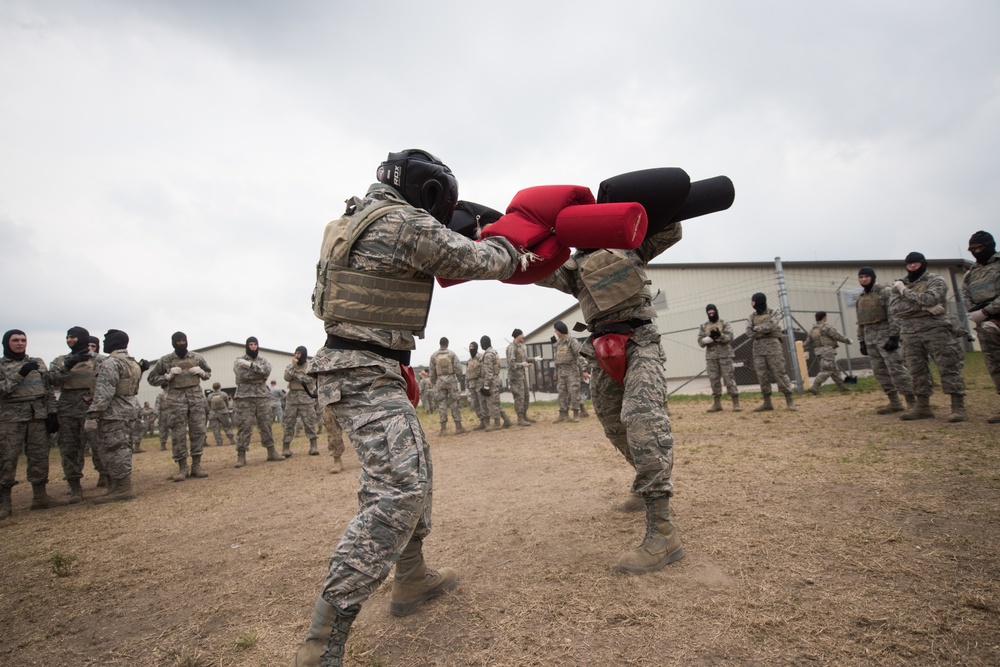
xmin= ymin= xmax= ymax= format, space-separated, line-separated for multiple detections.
xmin=269 ymin=384 xmax=286 ymax=423
xmin=206 ymin=388 xmax=236 ymax=446
xmin=553 ymin=336 xmax=586 ymax=417
xmin=87 ymin=350 xmax=141 ymax=484
xmin=465 ymin=350 xmax=487 ymax=427
xmin=698 ymin=318 xmax=739 ymax=399
xmin=505 ymin=340 xmax=532 ymax=422
xmin=323 ymin=403 xmax=345 ymax=458
xmin=143 ymin=404 xmax=156 ymax=435
xmin=961 ymin=251 xmax=1000 ymax=421
xmin=234 ymin=353 xmax=275 ymax=453
xmin=746 ymin=309 xmax=795 ymax=399
xmin=48 ymin=350 xmax=97 ymax=487
xmin=306 ymin=183 xmax=519 ymax=629
xmin=282 ymin=361 xmax=318 ymax=450
xmin=480 ymin=343 xmax=510 ymax=430
xmin=429 ymin=347 xmax=463 ymax=431
xmin=155 ymin=390 xmax=169 ymax=450
xmin=856 ymin=282 xmax=914 ymax=408
xmin=147 ymin=351 xmax=211 ymax=462
xmin=1 ymin=353 xmax=58 ymax=495
xmin=805 ymin=321 xmax=852 ymax=392
xmin=418 ymin=371 xmax=435 ymax=414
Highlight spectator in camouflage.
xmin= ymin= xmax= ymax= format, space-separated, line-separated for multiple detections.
xmin=465 ymin=342 xmax=488 ymax=430
xmin=480 ymin=335 xmax=511 ymax=431
xmin=206 ymin=382 xmax=236 ymax=446
xmin=961 ymin=231 xmax=1000 ymax=423
xmin=855 ymin=267 xmax=915 ymax=414
xmin=805 ymin=311 xmax=853 ymax=394
xmin=506 ymin=329 xmax=535 ymax=426
xmin=746 ymin=293 xmax=796 ymax=412
xmin=281 ymin=346 xmax=319 ymax=457
xmin=233 ymin=337 xmax=283 ymax=467
xmin=698 ymin=304 xmax=741 ymax=412
xmin=429 ymin=337 xmax=465 ymax=435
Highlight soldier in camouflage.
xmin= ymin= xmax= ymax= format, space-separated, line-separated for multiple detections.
xmin=85 ymin=335 xmax=110 ymax=487
xmin=746 ymin=293 xmax=797 ymax=412
xmin=417 ymin=369 xmax=435 ymax=414
xmin=552 ymin=321 xmax=590 ymax=422
xmin=506 ymin=329 xmax=535 ymax=426
xmin=961 ymin=231 xmax=1000 ymax=423
xmin=322 ymin=403 xmax=346 ymax=473
xmin=429 ymin=337 xmax=465 ymax=435
xmin=698 ymin=304 xmax=741 ymax=412
xmin=207 ymin=382 xmax=236 ymax=446
xmin=48 ymin=326 xmax=96 ymax=503
xmin=537 ymin=220 xmax=685 ymax=575
xmin=282 ymin=346 xmax=319 ymax=457
xmin=293 ymin=149 xmax=524 ymax=667
xmin=1 ymin=329 xmax=67 ymax=520
xmin=234 ymin=336 xmax=284 ymax=467
xmin=855 ymin=267 xmax=915 ymax=414
xmin=148 ymin=332 xmax=212 ymax=481
xmin=890 ymin=252 xmax=967 ymax=422
xmin=269 ymin=380 xmax=286 ymax=423
xmin=155 ymin=388 xmax=169 ymax=451
xmin=142 ymin=402 xmax=156 ymax=436
xmin=805 ymin=311 xmax=853 ymax=394
xmin=86 ymin=330 xmax=142 ymax=504
xmin=466 ymin=341 xmax=488 ymax=430
xmin=479 ymin=335 xmax=512 ymax=431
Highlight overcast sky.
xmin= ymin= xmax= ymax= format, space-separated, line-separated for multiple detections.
xmin=2 ymin=1 xmax=997 ymax=368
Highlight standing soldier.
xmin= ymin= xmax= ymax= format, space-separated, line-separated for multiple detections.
xmin=506 ymin=329 xmax=535 ymax=426
xmin=206 ymin=382 xmax=237 ymax=446
xmin=48 ymin=326 xmax=96 ymax=503
xmin=282 ymin=346 xmax=320 ymax=457
xmin=85 ymin=330 xmax=142 ymax=504
xmin=805 ymin=311 xmax=853 ymax=394
xmin=480 ymin=335 xmax=512 ymax=431
xmin=855 ymin=266 xmax=915 ymax=414
xmin=148 ymin=332 xmax=211 ymax=482
xmin=418 ymin=369 xmax=435 ymax=414
xmin=429 ymin=337 xmax=465 ymax=435
xmin=1 ymin=329 xmax=66 ymax=520
xmin=552 ymin=321 xmax=589 ymax=422
xmin=233 ymin=336 xmax=284 ymax=467
xmin=466 ymin=341 xmax=488 ymax=430
xmin=269 ymin=380 xmax=286 ymax=423
xmin=85 ymin=335 xmax=110 ymax=487
xmin=962 ymin=231 xmax=1000 ymax=423
xmin=890 ymin=252 xmax=968 ymax=422
xmin=698 ymin=304 xmax=741 ymax=412
xmin=746 ymin=293 xmax=797 ymax=412
xmin=142 ymin=401 xmax=157 ymax=436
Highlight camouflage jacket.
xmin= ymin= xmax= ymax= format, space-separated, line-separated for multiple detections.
xmin=0 ymin=355 xmax=57 ymax=422
xmin=87 ymin=350 xmax=140 ymax=422
xmin=234 ymin=355 xmax=272 ymax=399
xmin=961 ymin=252 xmax=1000 ymax=318
xmin=698 ymin=319 xmax=735 ymax=359
xmin=506 ymin=341 xmax=529 ymax=378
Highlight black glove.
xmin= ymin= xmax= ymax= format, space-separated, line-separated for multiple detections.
xmin=550 ymin=335 xmax=557 ymax=344
xmin=859 ymin=341 xmax=868 ymax=356
xmin=709 ymin=329 xmax=721 ymax=339
xmin=18 ymin=361 xmax=39 ymax=377
xmin=138 ymin=359 xmax=150 ymax=373
xmin=45 ymin=412 xmax=60 ymax=434
xmin=479 ymin=387 xmax=491 ymax=397
xmin=883 ymin=336 xmax=900 ymax=352
xmin=64 ymin=352 xmax=87 ymax=370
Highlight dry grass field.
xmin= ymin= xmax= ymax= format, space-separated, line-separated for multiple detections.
xmin=1 ymin=352 xmax=999 ymax=666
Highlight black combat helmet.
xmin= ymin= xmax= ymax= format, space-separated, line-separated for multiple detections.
xmin=377 ymin=149 xmax=458 ymax=225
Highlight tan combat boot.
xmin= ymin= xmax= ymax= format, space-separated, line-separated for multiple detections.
xmin=616 ymin=498 xmax=685 ymax=574
xmin=501 ymin=413 xmax=512 ymax=429
xmin=190 ymin=455 xmax=208 ymax=478
xmin=579 ymin=404 xmax=590 ymax=418
xmin=570 ymin=410 xmax=580 ymax=423
xmin=67 ymin=479 xmax=84 ymax=504
xmin=834 ymin=376 xmax=850 ymax=393
xmin=30 ymin=483 xmax=70 ymax=510
xmin=876 ymin=392 xmax=905 ymax=415
xmin=266 ymin=446 xmax=285 ymax=462
xmin=485 ymin=418 xmax=501 ymax=432
xmin=438 ymin=423 xmax=448 ymax=436
xmin=234 ymin=450 xmax=247 ymax=468
xmin=731 ymin=395 xmax=742 ymax=412
xmin=808 ymin=384 xmax=821 ymax=396
xmin=172 ymin=459 xmax=188 ymax=482
xmin=946 ymin=394 xmax=967 ymax=423
xmin=282 ymin=443 xmax=293 ymax=458
xmin=389 ymin=539 xmax=458 ymax=617
xmin=900 ymin=395 xmax=934 ymax=420
xmin=93 ymin=475 xmax=136 ymax=504
xmin=474 ymin=418 xmax=488 ymax=431
xmin=308 ymin=439 xmax=319 ymax=455
xmin=454 ymin=422 xmax=467 ymax=435
xmin=706 ymin=396 xmax=723 ymax=413
xmin=784 ymin=392 xmax=797 ymax=411
xmin=553 ymin=411 xmax=568 ymax=423
xmin=516 ymin=412 xmax=533 ymax=426
xmin=330 ymin=456 xmax=343 ymax=474
xmin=290 ymin=596 xmax=357 ymax=667
xmin=753 ymin=395 xmax=774 ymax=412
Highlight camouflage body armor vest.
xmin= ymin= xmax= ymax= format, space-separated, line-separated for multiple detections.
xmin=576 ymin=250 xmax=650 ymax=324
xmin=209 ymin=392 xmax=228 ymax=410
xmin=466 ymin=357 xmax=482 ymax=380
xmin=704 ymin=321 xmax=724 ymax=338
xmin=313 ymin=196 xmax=433 ymax=334
xmin=896 ymin=279 xmax=935 ymax=319
xmin=433 ymin=351 xmax=455 ymax=376
xmin=2 ymin=361 xmax=45 ymax=403
xmin=752 ymin=311 xmax=782 ymax=338
xmin=170 ymin=356 xmax=203 ymax=389
xmin=856 ymin=289 xmax=888 ymax=326
xmin=555 ymin=340 xmax=575 ymax=365
xmin=965 ymin=260 xmax=1000 ymax=307
xmin=809 ymin=326 xmax=837 ymax=349
xmin=62 ymin=357 xmax=96 ymax=390
xmin=288 ymin=371 xmax=313 ymax=393
xmin=113 ymin=352 xmax=142 ymax=397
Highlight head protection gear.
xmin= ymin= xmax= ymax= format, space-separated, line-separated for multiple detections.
xmin=295 ymin=345 xmax=308 ymax=365
xmin=904 ymin=252 xmax=927 ymax=282
xmin=554 ymin=321 xmax=569 ymax=335
xmin=969 ymin=230 xmax=996 ymax=265
xmin=245 ymin=336 xmax=259 ymax=359
xmin=66 ymin=326 xmax=90 ymax=354
xmin=480 ymin=335 xmax=492 ymax=350
xmin=2 ymin=329 xmax=26 ymax=360
xmin=512 ymin=328 xmax=523 ymax=339
xmin=858 ymin=266 xmax=876 ymax=293
xmin=469 ymin=341 xmax=479 ymax=359
xmin=172 ymin=331 xmax=188 ymax=358
xmin=103 ymin=329 xmax=129 ymax=353
xmin=705 ymin=304 xmax=718 ymax=323
xmin=751 ymin=293 xmax=767 ymax=314
xmin=88 ymin=335 xmax=100 ymax=351
xmin=376 ymin=149 xmax=458 ymax=225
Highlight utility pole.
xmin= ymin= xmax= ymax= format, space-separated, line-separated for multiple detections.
xmin=775 ymin=257 xmax=803 ymax=392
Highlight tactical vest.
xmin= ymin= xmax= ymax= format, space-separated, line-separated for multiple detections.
xmin=467 ymin=357 xmax=482 ymax=380
xmin=576 ymin=250 xmax=650 ymax=323
xmin=752 ymin=311 xmax=783 ymax=338
xmin=209 ymin=393 xmax=228 ymax=410
xmin=288 ymin=368 xmax=312 ymax=392
xmin=170 ymin=356 xmax=203 ymax=389
xmin=896 ymin=279 xmax=934 ymax=318
xmin=433 ymin=351 xmax=455 ymax=376
xmin=809 ymin=326 xmax=836 ymax=348
xmin=555 ymin=340 xmax=575 ymax=365
xmin=312 ymin=196 xmax=434 ymax=333
xmin=113 ymin=353 xmax=142 ymax=397
xmin=62 ymin=357 xmax=96 ymax=390
xmin=704 ymin=321 xmax=724 ymax=338
xmin=856 ymin=289 xmax=888 ymax=326
xmin=2 ymin=361 xmax=45 ymax=403
xmin=965 ymin=260 xmax=1000 ymax=307
xmin=485 ymin=351 xmax=500 ymax=376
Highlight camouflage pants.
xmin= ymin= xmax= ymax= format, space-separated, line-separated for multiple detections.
xmin=556 ymin=364 xmax=582 ymax=413
xmin=435 ymin=376 xmax=462 ymax=425
xmin=753 ymin=351 xmax=794 ymax=395
xmin=978 ymin=323 xmax=1000 ymax=393
xmin=509 ymin=371 xmax=529 ymax=415
xmin=862 ymin=325 xmax=913 ymax=396
xmin=587 ymin=333 xmax=674 ymax=500
xmin=0 ymin=419 xmax=52 ymax=487
xmin=282 ymin=396 xmax=318 ymax=445
xmin=207 ymin=411 xmax=235 ymax=445
xmin=158 ymin=410 xmax=169 ymax=448
xmin=56 ymin=414 xmax=87 ymax=481
xmin=271 ymin=402 xmax=283 ymax=423
xmin=316 ymin=360 xmax=432 ymax=611
xmin=235 ymin=397 xmax=275 ymax=452
xmin=467 ymin=376 xmax=486 ymax=421
xmin=97 ymin=420 xmax=133 ymax=480
xmin=165 ymin=390 xmax=207 ymax=461
xmin=706 ymin=356 xmax=739 ymax=397
xmin=902 ymin=324 xmax=966 ymax=396
xmin=483 ymin=378 xmax=508 ymax=421
xmin=129 ymin=418 xmax=145 ymax=448
xmin=812 ymin=347 xmax=844 ymax=388
xmin=323 ymin=404 xmax=345 ymax=458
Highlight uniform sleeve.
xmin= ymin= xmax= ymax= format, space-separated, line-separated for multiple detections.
xmin=428 ymin=352 xmax=438 ymax=384
xmin=636 ymin=222 xmax=683 ymax=264
xmin=88 ymin=359 xmax=119 ymax=416
xmin=393 ymin=212 xmax=521 ymax=281
xmin=901 ymin=276 xmax=948 ymax=307
xmin=721 ymin=321 xmax=734 ymax=344
xmin=148 ymin=357 xmax=169 ymax=387
xmin=48 ymin=356 xmax=68 ymax=389
xmin=697 ymin=323 xmax=708 ymax=348
xmin=198 ymin=356 xmax=212 ymax=380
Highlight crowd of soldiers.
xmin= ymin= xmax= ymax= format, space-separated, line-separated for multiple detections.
xmin=697 ymin=237 xmax=1000 ymax=425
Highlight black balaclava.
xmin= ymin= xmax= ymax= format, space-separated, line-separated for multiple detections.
xmin=905 ymin=252 xmax=927 ymax=282
xmin=751 ymin=292 xmax=767 ymax=314
xmin=554 ymin=321 xmax=568 ymax=335
xmin=969 ymin=231 xmax=997 ymax=265
xmin=815 ymin=311 xmax=827 ymax=322
xmin=172 ymin=331 xmax=188 ymax=358
xmin=87 ymin=335 xmax=100 ymax=352
xmin=295 ymin=345 xmax=308 ymax=366
xmin=469 ymin=342 xmax=479 ymax=359
xmin=67 ymin=326 xmax=90 ymax=354
xmin=245 ymin=336 xmax=259 ymax=359
xmin=480 ymin=335 xmax=492 ymax=350
xmin=706 ymin=304 xmax=719 ymax=323
xmin=511 ymin=328 xmax=523 ymax=339
xmin=103 ymin=329 xmax=129 ymax=354
xmin=2 ymin=329 xmax=26 ymax=360
xmin=858 ymin=266 xmax=876 ymax=293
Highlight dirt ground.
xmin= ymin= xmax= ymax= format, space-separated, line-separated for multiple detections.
xmin=2 ymin=353 xmax=999 ymax=667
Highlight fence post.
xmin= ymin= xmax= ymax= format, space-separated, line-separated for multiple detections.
xmin=775 ymin=256 xmax=804 ymax=392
